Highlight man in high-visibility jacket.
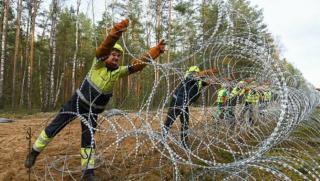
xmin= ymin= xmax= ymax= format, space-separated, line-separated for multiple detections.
xmin=263 ymin=89 xmax=272 ymax=103
xmin=217 ymin=83 xmax=230 ymax=120
xmin=259 ymin=86 xmax=272 ymax=115
xmin=241 ymin=86 xmax=260 ymax=125
xmin=228 ymin=79 xmax=253 ymax=122
xmin=24 ymin=19 xmax=166 ymax=180
xmin=162 ymin=66 xmax=218 ymax=149
xmin=230 ymin=81 xmax=246 ymax=102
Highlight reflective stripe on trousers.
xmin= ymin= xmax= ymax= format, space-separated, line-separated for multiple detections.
xmin=33 ymin=130 xmax=52 ymax=152
xmin=80 ymin=148 xmax=96 ymax=170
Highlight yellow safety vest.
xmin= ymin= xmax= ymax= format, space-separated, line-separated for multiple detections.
xmin=80 ymin=148 xmax=96 ymax=169
xmin=230 ymin=87 xmax=239 ymax=97
xmin=230 ymin=80 xmax=246 ymax=97
xmin=245 ymin=90 xmax=259 ymax=104
xmin=264 ymin=91 xmax=272 ymax=101
xmin=88 ymin=58 xmax=129 ymax=93
xmin=217 ymin=88 xmax=228 ymax=103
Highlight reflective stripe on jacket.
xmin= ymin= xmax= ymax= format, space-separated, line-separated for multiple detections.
xmin=80 ymin=148 xmax=96 ymax=170
xmin=76 ymin=58 xmax=129 ymax=109
xmin=33 ymin=130 xmax=52 ymax=152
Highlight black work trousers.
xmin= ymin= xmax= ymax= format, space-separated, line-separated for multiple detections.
xmin=227 ymin=97 xmax=237 ymax=124
xmin=163 ymin=96 xmax=189 ymax=143
xmin=44 ymin=93 xmax=104 ymax=148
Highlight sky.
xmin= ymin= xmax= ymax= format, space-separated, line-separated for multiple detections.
xmin=249 ymin=0 xmax=320 ymax=88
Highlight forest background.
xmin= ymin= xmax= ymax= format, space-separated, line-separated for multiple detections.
xmin=0 ymin=0 xmax=303 ymax=113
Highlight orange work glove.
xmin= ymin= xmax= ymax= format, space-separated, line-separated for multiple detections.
xmin=109 ymin=19 xmax=129 ymax=37
xmin=96 ymin=19 xmax=130 ymax=59
xmin=198 ymin=67 xmax=218 ymax=77
xmin=244 ymin=88 xmax=250 ymax=93
xmin=130 ymin=39 xmax=166 ymax=73
xmin=147 ymin=39 xmax=166 ymax=59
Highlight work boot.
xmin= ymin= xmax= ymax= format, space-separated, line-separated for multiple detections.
xmin=81 ymin=169 xmax=99 ymax=181
xmin=25 ymin=148 xmax=40 ymax=168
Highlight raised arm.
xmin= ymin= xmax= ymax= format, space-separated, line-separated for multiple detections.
xmin=96 ymin=19 xmax=129 ymax=60
xmin=128 ymin=39 xmax=166 ymax=74
xmin=197 ymin=67 xmax=218 ymax=77
xmin=194 ymin=67 xmax=219 ymax=85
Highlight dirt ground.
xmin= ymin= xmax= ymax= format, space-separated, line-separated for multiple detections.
xmin=0 ymin=112 xmax=193 ymax=181
xmin=0 ymin=107 xmax=277 ymax=181
xmin=0 ymin=114 xmax=47 ymax=181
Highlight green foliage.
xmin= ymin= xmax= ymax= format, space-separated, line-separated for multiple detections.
xmin=174 ymin=2 xmax=194 ymax=15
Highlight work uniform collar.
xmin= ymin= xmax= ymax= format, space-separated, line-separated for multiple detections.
xmin=105 ymin=63 xmax=119 ymax=71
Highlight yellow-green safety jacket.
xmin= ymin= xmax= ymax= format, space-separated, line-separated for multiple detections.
xmin=245 ymin=90 xmax=260 ymax=104
xmin=76 ymin=58 xmax=129 ymax=110
xmin=230 ymin=81 xmax=246 ymax=98
xmin=217 ymin=88 xmax=228 ymax=104
xmin=263 ymin=90 xmax=272 ymax=102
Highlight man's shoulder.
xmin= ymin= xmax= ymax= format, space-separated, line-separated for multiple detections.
xmin=112 ymin=65 xmax=129 ymax=77
xmin=117 ymin=65 xmax=129 ymax=71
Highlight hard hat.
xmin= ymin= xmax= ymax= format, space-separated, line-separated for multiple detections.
xmin=188 ymin=66 xmax=200 ymax=73
xmin=112 ymin=43 xmax=124 ymax=53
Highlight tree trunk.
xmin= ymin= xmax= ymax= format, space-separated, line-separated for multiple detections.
xmin=38 ymin=56 xmax=43 ymax=106
xmin=201 ymin=0 xmax=208 ymax=43
xmin=12 ymin=0 xmax=23 ymax=109
xmin=146 ymin=0 xmax=152 ymax=47
xmin=20 ymin=57 xmax=27 ymax=107
xmin=54 ymin=70 xmax=64 ymax=108
xmin=20 ymin=43 xmax=29 ymax=108
xmin=155 ymin=0 xmax=162 ymax=84
xmin=166 ymin=0 xmax=172 ymax=64
xmin=91 ymin=0 xmax=97 ymax=47
xmin=43 ymin=0 xmax=58 ymax=111
xmin=0 ymin=0 xmax=10 ymax=108
xmin=72 ymin=0 xmax=81 ymax=93
xmin=49 ymin=0 xmax=58 ymax=108
xmin=27 ymin=0 xmax=40 ymax=109
xmin=0 ymin=0 xmax=5 ymax=70
xmin=20 ymin=1 xmax=31 ymax=108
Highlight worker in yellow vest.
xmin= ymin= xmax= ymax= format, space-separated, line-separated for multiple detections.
xmin=217 ymin=83 xmax=230 ymax=120
xmin=241 ymin=86 xmax=260 ymax=125
xmin=25 ymin=19 xmax=166 ymax=181
xmin=230 ymin=81 xmax=246 ymax=101
xmin=263 ymin=88 xmax=272 ymax=103
xmin=259 ymin=86 xmax=272 ymax=115
xmin=228 ymin=79 xmax=252 ymax=122
xmin=162 ymin=66 xmax=218 ymax=149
